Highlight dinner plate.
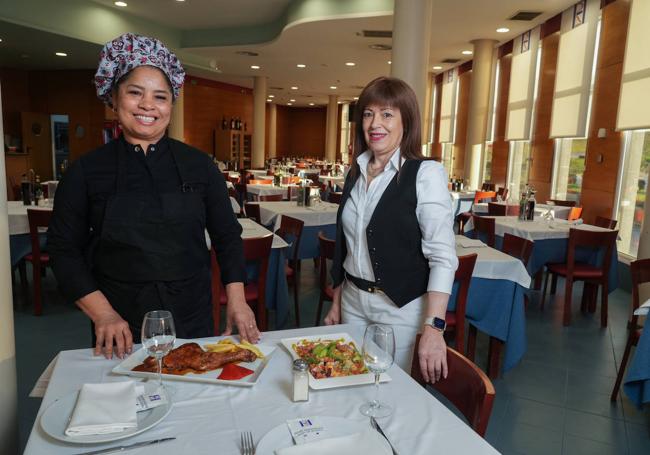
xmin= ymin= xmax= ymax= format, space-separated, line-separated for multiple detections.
xmin=112 ymin=339 xmax=276 ymax=387
xmin=40 ymin=382 xmax=172 ymax=444
xmin=280 ymin=333 xmax=391 ymax=390
xmin=255 ymin=416 xmax=391 ymax=455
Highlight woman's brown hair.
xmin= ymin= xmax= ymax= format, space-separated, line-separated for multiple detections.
xmin=349 ymin=76 xmax=425 ymax=178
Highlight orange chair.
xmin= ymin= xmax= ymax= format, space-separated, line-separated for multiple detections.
xmin=258 ymin=194 xmax=283 ymax=202
xmin=458 ymin=191 xmax=497 ymax=232
xmin=249 ymin=179 xmax=273 ymax=185
xmin=244 ymin=203 xmax=261 ymax=224
xmin=610 ymin=258 xmax=648 ymax=401
xmin=471 ymin=215 xmax=496 ymax=247
xmin=595 ymin=216 xmax=617 ymax=229
xmin=211 ymin=234 xmax=273 ymax=333
xmin=445 ymin=253 xmax=478 ymax=356
xmin=315 ymin=232 xmax=336 ymax=326
xmin=411 ymin=341 xmax=495 ymax=437
xmin=25 ymin=209 xmax=52 ymax=315
xmin=568 ymin=207 xmax=583 ymax=221
xmin=541 ymin=228 xmax=618 ymax=326
xmin=276 ymin=216 xmax=305 ymax=327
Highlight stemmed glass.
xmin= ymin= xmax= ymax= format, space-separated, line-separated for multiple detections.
xmin=360 ymin=324 xmax=395 ymax=418
xmin=141 ymin=310 xmax=176 ymax=392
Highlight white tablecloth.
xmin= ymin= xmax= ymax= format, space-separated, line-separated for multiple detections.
xmin=247 ymin=169 xmax=273 ymax=178
xmin=7 ymin=201 xmax=53 ymax=235
xmin=247 ymin=185 xmax=288 ymax=198
xmin=205 ymin=218 xmax=288 ymax=250
xmin=24 ymin=324 xmax=498 ymax=455
xmin=450 ymin=191 xmax=475 ymax=217
xmin=455 ymin=236 xmax=531 ymax=288
xmin=318 ymin=175 xmax=345 ymax=188
xmin=465 ymin=216 xmax=612 ymax=241
xmin=255 ymin=201 xmax=338 ymax=230
xmin=472 ymin=202 xmax=571 ymax=219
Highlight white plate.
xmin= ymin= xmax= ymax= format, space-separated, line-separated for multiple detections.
xmin=280 ymin=333 xmax=391 ymax=390
xmin=256 ymin=416 xmax=391 ymax=455
xmin=40 ymin=382 xmax=172 ymax=444
xmin=112 ymin=339 xmax=276 ymax=387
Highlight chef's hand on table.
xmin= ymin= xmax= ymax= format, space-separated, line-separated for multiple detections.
xmin=76 ymin=290 xmax=133 ymax=359
xmin=323 ymin=285 xmax=342 ymax=325
xmin=222 ymin=282 xmax=261 ymax=343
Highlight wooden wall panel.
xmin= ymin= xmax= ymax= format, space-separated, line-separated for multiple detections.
xmin=528 ymin=33 xmax=560 ymax=202
xmin=490 ymin=54 xmax=511 ymax=187
xmin=453 ymin=71 xmax=471 ymax=178
xmin=581 ymin=0 xmax=630 ymax=223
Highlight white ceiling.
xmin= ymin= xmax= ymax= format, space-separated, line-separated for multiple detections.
xmin=1 ymin=0 xmax=579 ymax=107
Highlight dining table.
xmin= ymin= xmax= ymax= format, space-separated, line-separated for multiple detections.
xmin=246 ymin=184 xmax=298 ymax=201
xmin=624 ymin=319 xmax=650 ymax=408
xmin=472 ymin=202 xmax=572 ymax=220
xmin=450 ymin=190 xmax=476 ymax=217
xmin=7 ymin=200 xmax=52 ymax=266
xmin=317 ymin=175 xmax=345 ymax=190
xmin=24 ymin=324 xmax=499 ymax=455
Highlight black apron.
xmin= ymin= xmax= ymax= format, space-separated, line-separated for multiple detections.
xmin=92 ymin=140 xmax=213 ymax=341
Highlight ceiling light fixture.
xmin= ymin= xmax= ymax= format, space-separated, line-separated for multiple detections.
xmin=114 ymin=1 xmax=127 ymax=6
xmin=55 ymin=52 xmax=67 ymax=57
xmin=0 ymin=38 xmax=3 ymax=42
xmin=269 ymin=94 xmax=275 ymax=98
xmin=290 ymin=99 xmax=296 ymax=102
xmin=291 ymin=86 xmax=298 ymax=90
xmin=296 ymin=64 xmax=306 ymax=68
xmin=388 ymin=60 xmax=391 ymax=65
xmin=309 ymin=103 xmax=315 ymax=106
xmin=287 ymin=103 xmax=293 ymax=106
xmin=250 ymin=65 xmax=260 ymax=69
xmin=330 ymin=86 xmax=337 ymax=89
xmin=433 ymin=65 xmax=442 ymax=70
xmin=461 ymin=50 xmax=473 ymax=55
xmin=496 ymin=27 xmax=510 ymax=33
xmin=353 ymin=97 xmax=359 ymax=100
xmin=345 ymin=62 xmax=355 ymax=66
xmin=266 ymin=99 xmax=272 ymax=102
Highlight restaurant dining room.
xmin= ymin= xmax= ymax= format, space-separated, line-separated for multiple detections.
xmin=1 ymin=0 xmax=650 ymax=454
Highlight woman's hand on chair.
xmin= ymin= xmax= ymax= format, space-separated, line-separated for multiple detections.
xmin=418 ymin=327 xmax=448 ymax=383
xmin=323 ymin=286 xmax=342 ymax=325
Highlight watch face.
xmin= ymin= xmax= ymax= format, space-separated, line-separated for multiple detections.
xmin=433 ymin=317 xmax=446 ymax=330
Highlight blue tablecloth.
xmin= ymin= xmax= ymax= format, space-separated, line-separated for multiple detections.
xmin=448 ymin=277 xmax=526 ymax=372
xmin=247 ymin=247 xmax=291 ymax=329
xmin=624 ymin=322 xmax=650 ymax=407
xmin=9 ymin=233 xmax=47 ymax=267
xmin=262 ymin=221 xmax=336 ymax=260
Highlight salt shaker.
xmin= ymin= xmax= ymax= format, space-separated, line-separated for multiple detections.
xmin=292 ymin=359 xmax=309 ymax=402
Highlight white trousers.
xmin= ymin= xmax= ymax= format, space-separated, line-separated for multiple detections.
xmin=341 ymin=280 xmax=426 ymax=372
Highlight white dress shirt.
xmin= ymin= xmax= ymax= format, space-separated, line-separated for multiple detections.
xmin=341 ymin=149 xmax=458 ymax=296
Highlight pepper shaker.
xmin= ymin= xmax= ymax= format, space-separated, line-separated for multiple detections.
xmin=292 ymin=359 xmax=309 ymax=402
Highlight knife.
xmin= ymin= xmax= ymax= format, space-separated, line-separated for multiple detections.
xmin=75 ymin=437 xmax=175 ymax=455
xmin=370 ymin=417 xmax=398 ymax=455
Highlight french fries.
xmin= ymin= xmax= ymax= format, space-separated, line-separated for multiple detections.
xmin=204 ymin=338 xmax=265 ymax=359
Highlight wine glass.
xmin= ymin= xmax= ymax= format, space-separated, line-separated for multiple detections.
xmin=360 ymin=324 xmax=395 ymax=418
xmin=141 ymin=310 xmax=176 ymax=392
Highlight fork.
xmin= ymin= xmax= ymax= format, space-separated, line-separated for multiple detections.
xmin=241 ymin=431 xmax=255 ymax=455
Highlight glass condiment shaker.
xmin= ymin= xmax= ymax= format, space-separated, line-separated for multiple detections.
xmin=292 ymin=359 xmax=309 ymax=402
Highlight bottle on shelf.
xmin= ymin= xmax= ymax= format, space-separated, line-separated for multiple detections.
xmin=222 ymin=116 xmax=227 ymax=130
xmin=230 ymin=117 xmax=235 ymax=130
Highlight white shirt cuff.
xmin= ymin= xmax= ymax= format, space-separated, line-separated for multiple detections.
xmin=427 ymin=267 xmax=456 ymax=295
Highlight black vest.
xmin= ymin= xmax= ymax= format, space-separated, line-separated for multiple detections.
xmin=331 ymin=159 xmax=430 ymax=307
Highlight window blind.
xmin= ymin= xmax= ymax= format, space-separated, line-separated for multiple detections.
xmin=438 ymin=69 xmax=458 ymax=143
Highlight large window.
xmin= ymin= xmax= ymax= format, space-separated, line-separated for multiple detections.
xmin=507 ymin=141 xmax=532 ymax=198
xmin=441 ymin=143 xmax=454 ymax=177
xmin=551 ymin=138 xmax=587 ymax=202
xmin=615 ymin=130 xmax=650 ymax=257
xmin=482 ymin=142 xmax=493 ymax=183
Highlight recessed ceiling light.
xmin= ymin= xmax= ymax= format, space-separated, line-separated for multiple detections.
xmin=0 ymin=38 xmax=3 ymax=43
xmin=114 ymin=1 xmax=127 ymax=6
xmin=287 ymin=103 xmax=293 ymax=106
xmin=496 ymin=27 xmax=510 ymax=33
xmin=250 ymin=65 xmax=260 ymax=70
xmin=176 ymin=0 xmax=186 ymax=2
xmin=266 ymin=99 xmax=272 ymax=102
xmin=296 ymin=64 xmax=306 ymax=68
xmin=353 ymin=97 xmax=358 ymax=100
xmin=388 ymin=60 xmax=392 ymax=65
xmin=291 ymin=86 xmax=298 ymax=90
xmin=345 ymin=62 xmax=355 ymax=66
xmin=433 ymin=65 xmax=442 ymax=70
xmin=330 ymin=86 xmax=337 ymax=90
xmin=462 ymin=50 xmax=473 ymax=55
xmin=337 ymin=101 xmax=342 ymax=104
xmin=290 ymin=99 xmax=296 ymax=102
xmin=269 ymin=94 xmax=275 ymax=98
xmin=55 ymin=52 xmax=67 ymax=57
xmin=309 ymin=103 xmax=315 ymax=106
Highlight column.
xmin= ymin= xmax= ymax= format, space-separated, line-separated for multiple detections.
xmin=391 ymin=0 xmax=433 ymax=128
xmin=325 ymin=95 xmax=338 ymax=162
xmin=0 ymin=83 xmax=19 ymax=454
xmin=464 ymin=39 xmax=497 ymax=189
xmin=339 ymin=103 xmax=350 ymax=162
xmin=252 ymin=76 xmax=267 ymax=168
xmin=168 ymin=87 xmax=184 ymax=142
xmin=268 ymin=103 xmax=277 ymax=159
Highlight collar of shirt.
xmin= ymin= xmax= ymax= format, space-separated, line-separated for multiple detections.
xmin=121 ymin=135 xmax=170 ymax=163
xmin=356 ymin=148 xmax=404 ymax=179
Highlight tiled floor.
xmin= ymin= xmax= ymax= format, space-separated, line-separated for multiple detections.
xmin=11 ymin=261 xmax=650 ymax=454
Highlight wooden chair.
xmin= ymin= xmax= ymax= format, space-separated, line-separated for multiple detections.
xmin=411 ymin=341 xmax=495 ymax=437
xmin=235 ymin=182 xmax=248 ymax=203
xmin=328 ymin=192 xmax=342 ymax=204
xmin=610 ymin=258 xmax=648 ymax=401
xmin=276 ymin=215 xmax=305 ymax=327
xmin=210 ymin=234 xmax=274 ymax=333
xmin=568 ymin=207 xmax=583 ymax=221
xmin=25 ymin=209 xmax=52 ymax=315
xmin=471 ymin=215 xmax=496 ymax=247
xmin=315 ymin=232 xmax=336 ymax=326
xmin=501 ymin=232 xmax=534 ymax=307
xmin=244 ymin=202 xmax=261 ymax=224
xmin=549 ymin=199 xmax=577 ymax=207
xmin=541 ymin=228 xmax=618 ymax=326
xmin=249 ymin=179 xmax=273 ymax=185
xmin=594 ymin=216 xmax=617 ymax=229
xmin=487 ymin=202 xmax=520 ymax=217
xmin=258 ymin=194 xmax=283 ymax=202
xmin=481 ymin=182 xmax=495 ymax=191
xmin=496 ymin=187 xmax=508 ymax=201
xmin=457 ymin=191 xmax=497 ymax=232
xmin=445 ymin=253 xmax=478 ymax=356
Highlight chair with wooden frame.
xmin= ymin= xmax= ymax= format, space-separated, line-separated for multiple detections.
xmin=457 ymin=191 xmax=497 ymax=232
xmin=411 ymin=341 xmax=495 ymax=437
xmin=275 ymin=215 xmax=305 ymax=327
xmin=235 ymin=182 xmax=248 ymax=203
xmin=487 ymin=202 xmax=520 ymax=217
xmin=25 ymin=209 xmax=52 ymax=315
xmin=244 ymin=202 xmax=261 ymax=224
xmin=210 ymin=234 xmax=273 ymax=333
xmin=496 ymin=187 xmax=508 ymax=201
xmin=594 ymin=216 xmax=617 ymax=230
xmin=328 ymin=192 xmax=342 ymax=204
xmin=315 ymin=232 xmax=336 ymax=326
xmin=471 ymin=215 xmax=496 ymax=247
xmin=445 ymin=253 xmax=478 ymax=356
xmin=568 ymin=207 xmax=583 ymax=221
xmin=481 ymin=182 xmax=495 ymax=191
xmin=549 ymin=199 xmax=577 ymax=207
xmin=540 ymin=228 xmax=618 ymax=326
xmin=501 ymin=232 xmax=534 ymax=308
xmin=249 ymin=179 xmax=273 ymax=185
xmin=610 ymin=258 xmax=648 ymax=401
xmin=258 ymin=194 xmax=283 ymax=202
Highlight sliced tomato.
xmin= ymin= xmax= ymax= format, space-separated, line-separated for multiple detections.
xmin=218 ymin=363 xmax=254 ymax=380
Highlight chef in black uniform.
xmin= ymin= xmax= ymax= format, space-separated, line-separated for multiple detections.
xmin=48 ymin=33 xmax=260 ymax=359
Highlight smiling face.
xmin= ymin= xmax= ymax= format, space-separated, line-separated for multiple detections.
xmin=362 ymin=104 xmax=404 ymax=159
xmin=112 ymin=65 xmax=173 ymax=149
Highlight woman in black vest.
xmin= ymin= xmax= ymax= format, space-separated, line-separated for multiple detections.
xmin=325 ymin=77 xmax=458 ymax=382
xmin=48 ymin=33 xmax=259 ymax=359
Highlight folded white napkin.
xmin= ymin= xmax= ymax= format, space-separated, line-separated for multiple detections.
xmin=275 ymin=429 xmax=389 ymax=455
xmin=634 ymin=299 xmax=650 ymax=316
xmin=65 ymin=382 xmax=138 ymax=437
xmin=456 ymin=237 xmax=486 ymax=248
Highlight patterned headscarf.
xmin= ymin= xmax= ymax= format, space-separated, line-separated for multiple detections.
xmin=94 ymin=33 xmax=185 ymax=107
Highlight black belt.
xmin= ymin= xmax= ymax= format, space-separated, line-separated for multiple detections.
xmin=345 ymin=272 xmax=384 ymax=294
